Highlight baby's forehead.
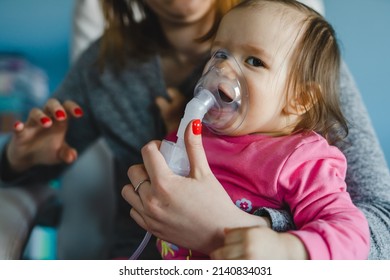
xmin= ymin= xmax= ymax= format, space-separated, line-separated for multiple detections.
xmin=234 ymin=1 xmax=308 ymax=27
xmin=232 ymin=2 xmax=308 ymax=43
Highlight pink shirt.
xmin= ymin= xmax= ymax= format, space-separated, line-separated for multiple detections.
xmin=157 ymin=128 xmax=370 ymax=259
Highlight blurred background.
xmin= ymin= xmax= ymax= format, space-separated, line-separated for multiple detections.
xmin=0 ymin=0 xmax=389 ymax=259
xmin=0 ymin=0 xmax=73 ymax=93
xmin=0 ymin=0 xmax=74 ymax=259
xmin=325 ymin=0 xmax=390 ymax=166
xmin=0 ymin=1 xmax=388 ymax=162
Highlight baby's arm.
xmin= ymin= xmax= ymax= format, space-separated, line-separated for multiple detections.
xmin=280 ymin=139 xmax=370 ymax=259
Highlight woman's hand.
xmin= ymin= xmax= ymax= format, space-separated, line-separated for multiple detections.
xmin=210 ymin=226 xmax=309 ymax=260
xmin=122 ymin=120 xmax=269 ymax=255
xmin=6 ymin=98 xmax=83 ymax=172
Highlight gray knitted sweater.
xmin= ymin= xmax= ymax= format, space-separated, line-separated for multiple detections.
xmin=1 ymin=41 xmax=389 ymax=259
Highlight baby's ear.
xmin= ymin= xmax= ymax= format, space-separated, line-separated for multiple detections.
xmin=283 ymin=82 xmax=320 ymax=116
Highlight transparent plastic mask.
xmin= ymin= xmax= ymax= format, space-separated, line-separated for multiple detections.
xmin=159 ymin=50 xmax=249 ymax=176
xmin=194 ymin=49 xmax=249 ymax=134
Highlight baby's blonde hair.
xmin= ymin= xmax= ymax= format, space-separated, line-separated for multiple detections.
xmin=235 ymin=0 xmax=348 ymax=143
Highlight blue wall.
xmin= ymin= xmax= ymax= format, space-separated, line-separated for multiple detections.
xmin=0 ymin=0 xmax=74 ymax=92
xmin=325 ymin=0 xmax=390 ymax=166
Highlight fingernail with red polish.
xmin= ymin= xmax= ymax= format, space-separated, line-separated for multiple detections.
xmin=74 ymin=107 xmax=83 ymax=117
xmin=192 ymin=119 xmax=202 ymax=135
xmin=40 ymin=117 xmax=51 ymax=126
xmin=14 ymin=121 xmax=24 ymax=131
xmin=55 ymin=110 xmax=66 ymax=120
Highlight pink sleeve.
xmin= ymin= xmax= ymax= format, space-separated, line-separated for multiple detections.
xmin=278 ymin=139 xmax=370 ymax=259
xmin=165 ymin=130 xmax=178 ymax=142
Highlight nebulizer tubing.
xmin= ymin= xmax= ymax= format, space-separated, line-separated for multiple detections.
xmin=129 ymin=50 xmax=248 ymax=259
xmin=129 ymin=231 xmax=152 ymax=260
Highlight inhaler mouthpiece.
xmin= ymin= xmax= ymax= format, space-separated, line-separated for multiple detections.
xmin=160 ymin=50 xmax=248 ymax=176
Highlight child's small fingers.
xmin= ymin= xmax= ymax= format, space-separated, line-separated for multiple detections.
xmin=210 ymin=244 xmax=243 ymax=260
xmin=155 ymin=96 xmax=169 ymax=110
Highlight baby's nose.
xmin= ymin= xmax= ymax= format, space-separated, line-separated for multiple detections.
xmin=216 ymin=60 xmax=237 ymax=80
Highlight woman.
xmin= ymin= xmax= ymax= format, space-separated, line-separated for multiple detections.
xmin=0 ymin=0 xmax=241 ymax=259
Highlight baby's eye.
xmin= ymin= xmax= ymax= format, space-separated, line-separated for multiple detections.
xmin=214 ymin=50 xmax=229 ymax=59
xmin=246 ymin=56 xmax=265 ymax=67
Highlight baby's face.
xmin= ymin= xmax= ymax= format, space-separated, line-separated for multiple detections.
xmin=211 ymin=3 xmax=306 ymax=136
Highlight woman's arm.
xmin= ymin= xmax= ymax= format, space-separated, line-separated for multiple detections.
xmin=337 ymin=62 xmax=390 ymax=259
xmin=122 ymin=120 xmax=270 ymax=255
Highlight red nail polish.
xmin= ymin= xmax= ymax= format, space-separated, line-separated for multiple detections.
xmin=40 ymin=117 xmax=51 ymax=126
xmin=192 ymin=119 xmax=202 ymax=135
xmin=55 ymin=110 xmax=66 ymax=119
xmin=74 ymin=107 xmax=83 ymax=116
xmin=14 ymin=121 xmax=23 ymax=130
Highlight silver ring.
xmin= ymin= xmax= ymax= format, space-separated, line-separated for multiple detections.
xmin=134 ymin=179 xmax=150 ymax=193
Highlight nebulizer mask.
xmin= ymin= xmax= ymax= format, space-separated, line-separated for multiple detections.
xmin=129 ymin=50 xmax=248 ymax=260
xmin=160 ymin=49 xmax=249 ymax=176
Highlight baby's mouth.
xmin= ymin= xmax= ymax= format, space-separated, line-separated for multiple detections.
xmin=217 ymin=86 xmax=234 ymax=103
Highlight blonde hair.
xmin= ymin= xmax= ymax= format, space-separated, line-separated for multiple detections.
xmin=234 ymin=0 xmax=348 ymax=143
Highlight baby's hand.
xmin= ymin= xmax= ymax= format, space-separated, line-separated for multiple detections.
xmin=210 ymin=226 xmax=308 ymax=260
xmin=156 ymin=88 xmax=186 ymax=134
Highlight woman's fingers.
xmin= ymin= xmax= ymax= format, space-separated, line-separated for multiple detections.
xmin=25 ymin=107 xmax=53 ymax=127
xmin=63 ymin=100 xmax=84 ymax=118
xmin=140 ymin=140 xmax=174 ymax=183
xmin=23 ymin=99 xmax=83 ymax=129
xmin=44 ymin=99 xmax=84 ymax=119
xmin=9 ymin=98 xmax=84 ymax=168
xmin=130 ymin=208 xmax=148 ymax=230
xmin=57 ymin=142 xmax=78 ymax=163
xmin=122 ymin=184 xmax=143 ymax=210
xmin=121 ymin=183 xmax=150 ymax=231
xmin=123 ymin=165 xmax=153 ymax=211
xmin=127 ymin=164 xmax=149 ymax=193
xmin=44 ymin=98 xmax=67 ymax=121
xmin=13 ymin=121 xmax=24 ymax=132
xmin=185 ymin=120 xmax=213 ymax=178
xmin=122 ymin=184 xmax=137 ymax=204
